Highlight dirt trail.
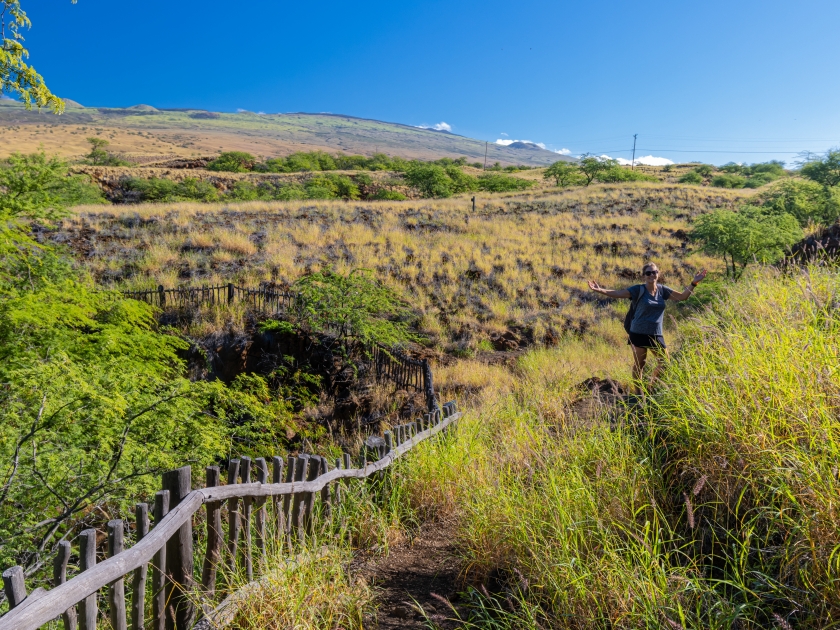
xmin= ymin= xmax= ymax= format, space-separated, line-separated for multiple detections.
xmin=355 ymin=521 xmax=463 ymax=629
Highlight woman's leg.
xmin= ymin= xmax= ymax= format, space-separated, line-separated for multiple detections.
xmin=649 ymin=346 xmax=670 ymax=384
xmin=631 ymin=344 xmax=647 ymax=393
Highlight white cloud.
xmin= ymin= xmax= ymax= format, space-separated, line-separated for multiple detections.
xmin=0 ymin=93 xmax=14 ymax=101
xmin=500 ymin=132 xmax=508 ymax=136
xmin=417 ymin=121 xmax=452 ymax=132
xmin=495 ymin=139 xmax=546 ymax=149
xmin=600 ymin=154 xmax=674 ymax=166
xmin=236 ymin=108 xmax=249 ymax=113
xmin=555 ymin=148 xmax=571 ymax=155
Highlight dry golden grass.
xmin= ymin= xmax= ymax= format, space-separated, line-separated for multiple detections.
xmin=58 ymin=183 xmax=752 ymax=349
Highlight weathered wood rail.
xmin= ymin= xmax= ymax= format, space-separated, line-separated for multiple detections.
xmin=0 ymin=403 xmax=461 ymax=630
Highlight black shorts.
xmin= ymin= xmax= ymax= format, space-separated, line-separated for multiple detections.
xmin=628 ymin=332 xmax=667 ymax=349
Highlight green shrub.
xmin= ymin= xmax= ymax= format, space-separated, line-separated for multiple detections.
xmin=228 ymin=181 xmax=268 ymax=201
xmin=678 ymin=171 xmax=704 ymax=184
xmin=207 ymin=151 xmax=257 ymax=172
xmin=372 ymin=188 xmax=407 ymax=200
xmin=404 ymin=163 xmax=456 ymax=198
xmin=120 ymin=177 xmax=220 ymax=202
xmin=691 ymin=206 xmax=801 ymax=276
xmin=755 ymin=178 xmax=840 ymax=226
xmin=84 ymin=137 xmax=129 ymax=166
xmin=543 ymin=160 xmax=583 ymax=187
xmin=596 ymin=167 xmax=658 ymax=183
xmin=0 ymin=151 xmax=108 ymax=216
xmin=274 ymin=184 xmax=307 ymax=201
xmin=710 ymin=174 xmax=747 ymax=188
xmin=177 ymin=177 xmax=219 ymax=202
xmin=799 ymin=149 xmax=840 ymax=187
xmin=477 ymin=173 xmax=534 ymax=192
xmin=444 ymin=166 xmax=479 ymax=194
xmin=303 ymin=174 xmax=360 ymax=200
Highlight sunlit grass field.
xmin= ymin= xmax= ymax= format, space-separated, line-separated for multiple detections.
xmin=57 ymin=182 xmax=750 ymax=350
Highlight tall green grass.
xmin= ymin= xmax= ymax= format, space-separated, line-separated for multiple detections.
xmin=649 ymin=267 xmax=840 ymax=626
xmin=402 ymin=268 xmax=840 ymax=628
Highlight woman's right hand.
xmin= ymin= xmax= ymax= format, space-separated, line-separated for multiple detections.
xmin=588 ymin=280 xmax=602 ymax=293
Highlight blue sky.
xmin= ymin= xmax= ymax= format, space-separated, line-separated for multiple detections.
xmin=12 ymin=0 xmax=840 ymax=165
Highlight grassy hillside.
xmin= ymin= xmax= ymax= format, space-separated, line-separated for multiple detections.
xmin=52 ymin=183 xmax=753 ymax=350
xmin=0 ymin=100 xmax=566 ymax=166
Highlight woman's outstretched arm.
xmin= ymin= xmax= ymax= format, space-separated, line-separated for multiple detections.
xmin=588 ymin=280 xmax=632 ymax=299
xmin=668 ymin=269 xmax=707 ymax=301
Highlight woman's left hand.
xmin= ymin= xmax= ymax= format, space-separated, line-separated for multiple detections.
xmin=692 ymin=269 xmax=708 ymax=284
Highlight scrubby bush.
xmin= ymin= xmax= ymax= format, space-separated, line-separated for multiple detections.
xmin=577 ymin=154 xmax=615 ymax=185
xmin=800 ymin=149 xmax=840 ymax=187
xmin=596 ymin=166 xmax=658 ymax=183
xmin=119 ymin=177 xmax=221 ymax=202
xmin=755 ymin=178 xmax=840 ymax=226
xmin=403 ymin=163 xmax=457 ymax=198
xmin=477 ymin=172 xmax=534 ymax=192
xmin=207 ymin=151 xmax=257 ymax=172
xmin=84 ymin=137 xmax=129 ymax=167
xmin=371 ymin=188 xmax=407 ymax=201
xmin=0 ymin=151 xmax=107 ymax=214
xmin=710 ymin=173 xmax=747 ymax=188
xmin=692 ymin=206 xmax=801 ymax=276
xmin=678 ymin=170 xmax=704 ymax=184
xmin=544 ymin=160 xmax=583 ymax=187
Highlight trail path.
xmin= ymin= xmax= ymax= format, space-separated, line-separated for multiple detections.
xmin=355 ymin=521 xmax=463 ymax=629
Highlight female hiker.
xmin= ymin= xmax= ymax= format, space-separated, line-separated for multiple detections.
xmin=587 ymin=263 xmax=707 ymax=391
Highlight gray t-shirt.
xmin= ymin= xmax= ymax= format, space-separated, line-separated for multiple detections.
xmin=629 ymin=284 xmax=673 ymax=335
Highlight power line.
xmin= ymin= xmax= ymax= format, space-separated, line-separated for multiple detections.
xmin=593 ymin=148 xmax=807 ymax=154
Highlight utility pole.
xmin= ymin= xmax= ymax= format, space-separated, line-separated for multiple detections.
xmin=483 ymin=141 xmax=488 ymax=171
xmin=631 ymin=134 xmax=638 ymax=170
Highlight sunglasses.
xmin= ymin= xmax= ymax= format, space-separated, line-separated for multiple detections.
xmin=644 ymin=270 xmax=659 ymax=276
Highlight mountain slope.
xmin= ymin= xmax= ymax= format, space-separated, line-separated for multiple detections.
xmin=0 ymin=101 xmax=571 ymax=166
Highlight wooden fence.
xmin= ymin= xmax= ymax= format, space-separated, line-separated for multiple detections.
xmin=0 ymin=403 xmax=461 ymax=630
xmin=124 ymin=283 xmax=437 ymax=410
xmin=122 ymin=284 xmax=297 ymax=314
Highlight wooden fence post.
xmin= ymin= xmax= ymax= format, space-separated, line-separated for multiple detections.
xmin=227 ymin=283 xmax=234 ymax=305
xmin=282 ymin=455 xmax=296 ymax=550
xmin=254 ymin=458 xmax=268 ymax=568
xmin=334 ymin=457 xmax=343 ymax=506
xmin=152 ymin=491 xmax=169 ymax=630
xmin=108 ymin=520 xmax=127 ymax=630
xmin=53 ymin=540 xmax=78 ymax=630
xmin=2 ymin=565 xmax=26 ymax=610
xmin=319 ymin=457 xmax=331 ymax=520
xmin=422 ymin=359 xmax=436 ymax=412
xmin=158 ymin=285 xmax=166 ymax=308
xmin=201 ymin=466 xmax=222 ymax=596
xmin=132 ymin=504 xmax=149 ymax=630
xmin=239 ymin=456 xmax=253 ymax=581
xmin=162 ymin=466 xmax=194 ymax=630
xmin=78 ymin=529 xmax=97 ymax=630
xmin=271 ymin=456 xmax=285 ymax=542
xmin=290 ymin=454 xmax=310 ymax=540
xmin=303 ymin=456 xmax=322 ymax=534
xmin=226 ymin=459 xmax=241 ymax=575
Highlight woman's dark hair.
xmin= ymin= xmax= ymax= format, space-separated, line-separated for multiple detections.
xmin=642 ymin=262 xmax=658 ymax=274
